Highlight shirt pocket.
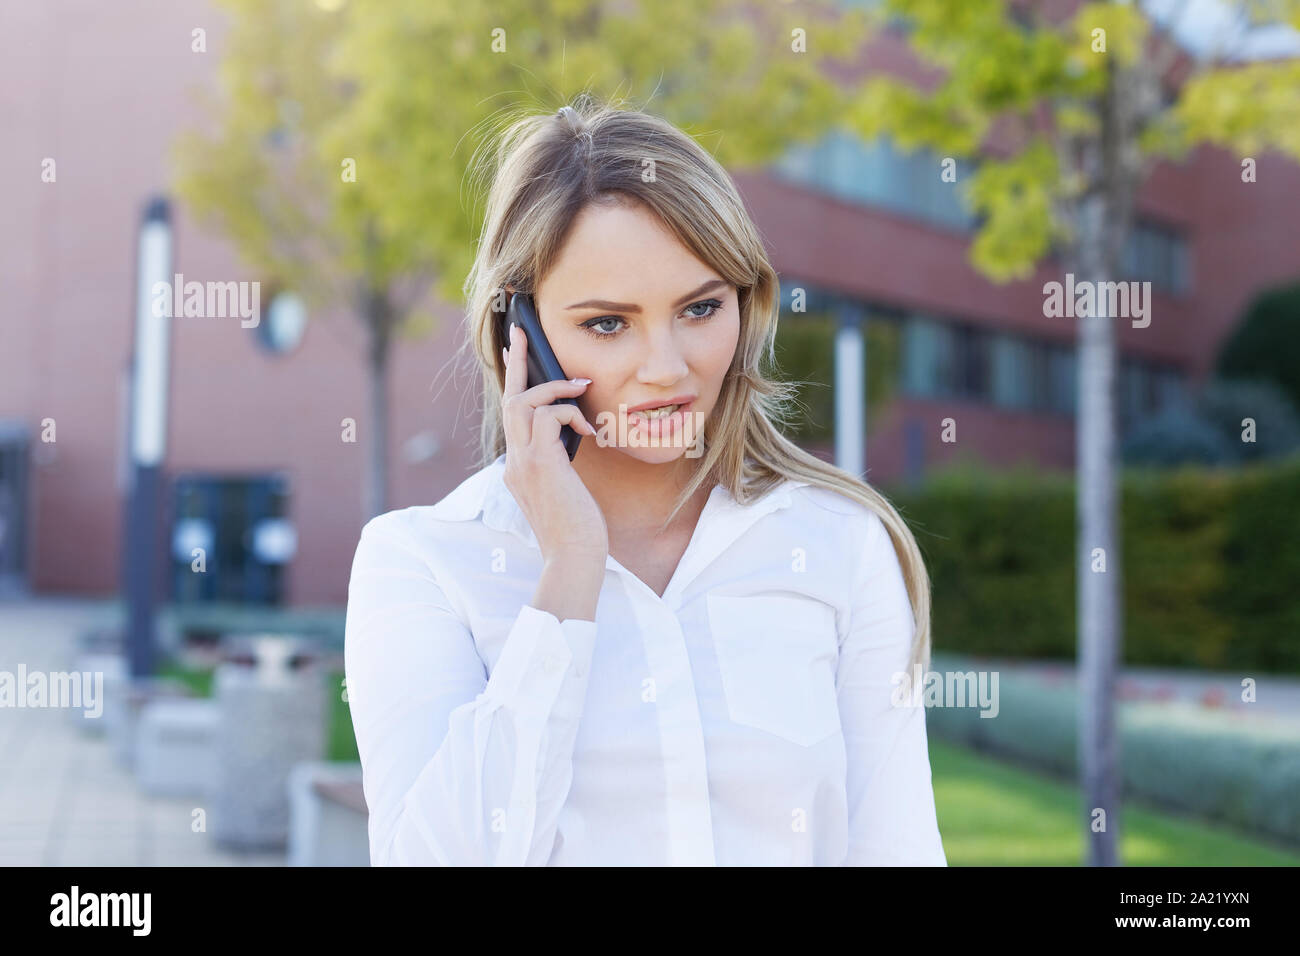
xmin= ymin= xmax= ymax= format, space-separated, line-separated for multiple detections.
xmin=705 ymin=593 xmax=841 ymax=747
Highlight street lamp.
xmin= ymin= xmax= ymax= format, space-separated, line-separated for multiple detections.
xmin=122 ymin=196 xmax=173 ymax=680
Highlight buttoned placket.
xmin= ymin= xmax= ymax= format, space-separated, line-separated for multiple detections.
xmin=478 ymin=460 xmax=803 ymax=867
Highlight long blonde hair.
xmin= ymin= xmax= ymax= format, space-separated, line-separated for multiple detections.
xmin=458 ymin=93 xmax=932 ymax=673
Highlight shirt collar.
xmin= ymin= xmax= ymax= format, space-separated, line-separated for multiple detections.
xmin=429 ymin=453 xmax=810 ymax=551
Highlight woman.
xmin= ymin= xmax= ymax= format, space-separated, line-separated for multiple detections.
xmin=345 ymin=95 xmax=946 ymax=866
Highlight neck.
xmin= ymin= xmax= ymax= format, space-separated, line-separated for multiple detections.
xmin=571 ymin=445 xmax=713 ymax=538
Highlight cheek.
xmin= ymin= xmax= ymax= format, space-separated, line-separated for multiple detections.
xmin=697 ymin=315 xmax=740 ymax=387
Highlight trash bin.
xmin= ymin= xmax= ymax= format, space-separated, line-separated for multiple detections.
xmin=211 ymin=633 xmax=326 ymax=851
xmin=104 ymin=673 xmax=195 ymax=766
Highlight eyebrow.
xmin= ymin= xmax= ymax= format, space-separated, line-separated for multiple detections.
xmin=564 ymin=278 xmax=729 ymax=313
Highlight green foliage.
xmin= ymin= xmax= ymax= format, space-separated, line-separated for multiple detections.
xmin=174 ymin=0 xmax=867 ymax=329
xmin=1121 ymin=403 xmax=1241 ymax=466
xmin=1216 ymin=283 xmax=1300 ymax=413
xmin=890 ymin=457 xmax=1300 ymax=672
xmin=772 ymin=311 xmax=900 ymax=440
xmin=896 ymin=465 xmax=1077 ymax=660
xmin=332 ymin=0 xmax=867 ymax=309
xmin=174 ymin=0 xmax=1300 ymax=322
xmin=1170 ymin=59 xmax=1300 ymax=160
xmin=845 ymin=0 xmax=1300 ymax=284
xmin=927 ymin=655 xmax=1300 ymax=848
xmin=1122 ymin=376 xmax=1300 ymax=466
xmin=1213 ymin=461 xmax=1300 ymax=671
xmin=1201 ymin=379 xmax=1300 ymax=461
xmin=773 ymin=314 xmax=835 ymax=441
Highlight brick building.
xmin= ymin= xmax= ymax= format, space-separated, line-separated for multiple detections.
xmin=2 ymin=0 xmax=1296 ymax=604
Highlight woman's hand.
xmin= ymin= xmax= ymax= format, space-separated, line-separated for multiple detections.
xmin=501 ymin=321 xmax=609 ymax=565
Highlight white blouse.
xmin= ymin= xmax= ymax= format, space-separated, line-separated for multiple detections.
xmin=344 ymin=454 xmax=946 ymax=866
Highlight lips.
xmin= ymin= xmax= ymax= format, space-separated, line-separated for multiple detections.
xmin=633 ymin=401 xmax=684 ymax=420
xmin=627 ymin=399 xmax=694 ymax=432
xmin=627 ymin=394 xmax=697 ymax=413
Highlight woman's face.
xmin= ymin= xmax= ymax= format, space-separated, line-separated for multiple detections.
xmin=532 ymin=200 xmax=740 ymax=466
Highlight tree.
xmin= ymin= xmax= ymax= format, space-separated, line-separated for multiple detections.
xmin=1216 ymin=282 xmax=1300 ymax=411
xmin=843 ymin=0 xmax=1300 ymax=865
xmin=173 ymin=0 xmax=867 ymax=523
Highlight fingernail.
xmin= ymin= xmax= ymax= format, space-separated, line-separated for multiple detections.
xmin=571 ymin=377 xmax=592 ymax=385
xmin=502 ymin=347 xmax=508 ymax=365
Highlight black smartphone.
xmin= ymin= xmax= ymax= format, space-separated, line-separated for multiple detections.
xmin=504 ymin=291 xmax=583 ymax=461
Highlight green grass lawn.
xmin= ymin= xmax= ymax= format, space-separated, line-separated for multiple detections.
xmin=930 ymin=738 xmax=1300 ymax=865
xmin=327 ymin=670 xmax=359 ymax=763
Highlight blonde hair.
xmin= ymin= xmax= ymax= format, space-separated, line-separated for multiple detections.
xmin=459 ymin=93 xmax=932 ymax=673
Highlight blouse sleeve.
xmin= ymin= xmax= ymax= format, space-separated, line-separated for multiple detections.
xmin=344 ymin=512 xmax=598 ymax=866
xmin=836 ymin=510 xmax=947 ymax=866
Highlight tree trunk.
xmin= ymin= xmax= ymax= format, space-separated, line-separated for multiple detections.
xmin=1075 ymin=56 xmax=1128 ymax=868
xmin=1075 ymin=192 xmax=1122 ymax=867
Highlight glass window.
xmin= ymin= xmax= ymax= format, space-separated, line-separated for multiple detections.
xmin=770 ymin=131 xmax=976 ymax=231
xmin=903 ymin=315 xmax=958 ymax=397
xmin=991 ymin=333 xmax=1031 ymax=409
xmin=170 ymin=473 xmax=291 ymax=605
xmin=1122 ymin=220 xmax=1189 ymax=293
xmin=956 ymin=325 xmax=991 ymax=400
xmin=1028 ymin=342 xmax=1052 ymax=410
xmin=1047 ymin=346 xmax=1077 ymax=416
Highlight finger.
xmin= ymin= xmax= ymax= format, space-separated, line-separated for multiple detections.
xmin=503 ymin=322 xmax=528 ymax=400
xmin=530 ymin=403 xmax=597 ymax=451
xmin=522 ymin=377 xmax=592 ymax=406
xmin=502 ymin=323 xmax=532 ymax=449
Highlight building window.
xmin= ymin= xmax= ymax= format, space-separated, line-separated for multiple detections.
xmin=990 ymin=332 xmax=1032 ymax=409
xmin=772 ymin=131 xmax=976 ymax=232
xmin=1122 ymin=220 xmax=1191 ymax=294
xmin=1047 ymin=345 xmax=1078 ymax=416
xmin=957 ymin=325 xmax=992 ymax=400
xmin=902 ymin=315 xmax=958 ymax=397
xmin=170 ymin=473 xmax=294 ymax=604
xmin=800 ymin=284 xmax=1185 ymax=426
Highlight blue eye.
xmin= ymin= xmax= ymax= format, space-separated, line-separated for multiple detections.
xmin=585 ymin=316 xmax=625 ymax=336
xmin=684 ymin=299 xmax=723 ymax=319
xmin=580 ymin=299 xmax=723 ymax=340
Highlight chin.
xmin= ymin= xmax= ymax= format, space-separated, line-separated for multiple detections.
xmin=617 ymin=442 xmax=693 ymax=466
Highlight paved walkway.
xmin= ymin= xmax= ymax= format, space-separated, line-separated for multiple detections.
xmin=0 ymin=597 xmax=284 ymax=866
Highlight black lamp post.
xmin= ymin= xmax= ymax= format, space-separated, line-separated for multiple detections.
xmin=122 ymin=196 xmax=173 ymax=680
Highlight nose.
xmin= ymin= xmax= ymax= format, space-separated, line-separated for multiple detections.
xmin=636 ymin=325 xmax=689 ymax=386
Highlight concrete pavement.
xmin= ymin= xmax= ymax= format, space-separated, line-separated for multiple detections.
xmin=0 ymin=597 xmax=284 ymax=866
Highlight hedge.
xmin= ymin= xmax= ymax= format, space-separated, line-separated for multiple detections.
xmin=888 ymin=455 xmax=1300 ymax=673
xmin=925 ymin=652 xmax=1300 ymax=846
